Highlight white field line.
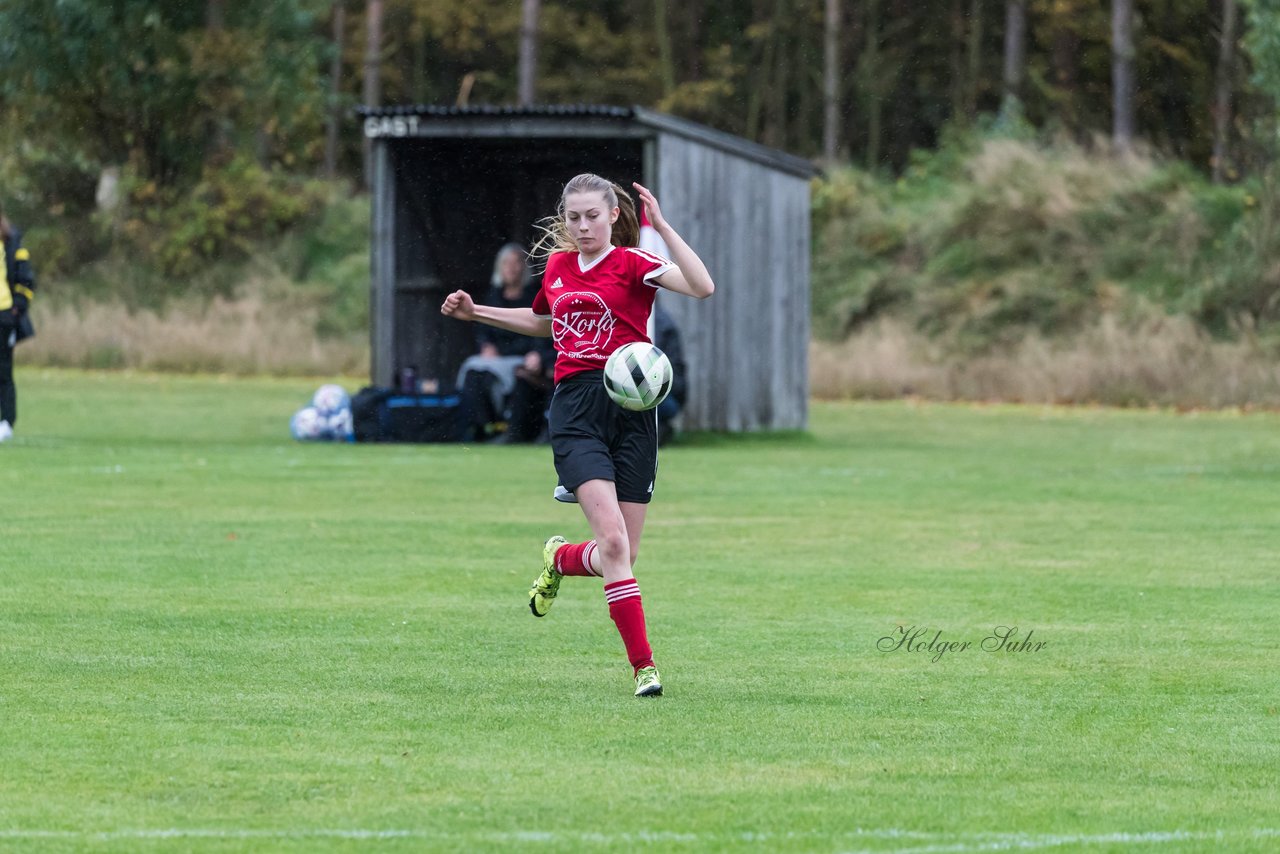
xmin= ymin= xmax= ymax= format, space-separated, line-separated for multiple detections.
xmin=841 ymin=828 xmax=1280 ymax=854
xmin=0 ymin=827 xmax=1275 ymax=848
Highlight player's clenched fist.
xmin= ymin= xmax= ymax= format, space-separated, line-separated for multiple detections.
xmin=440 ymin=289 xmax=476 ymax=320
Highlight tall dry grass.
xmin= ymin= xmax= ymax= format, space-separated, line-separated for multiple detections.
xmin=21 ymin=299 xmax=1279 ymax=408
xmin=811 ymin=315 xmax=1280 ymax=408
xmin=19 ymin=294 xmax=367 ymax=376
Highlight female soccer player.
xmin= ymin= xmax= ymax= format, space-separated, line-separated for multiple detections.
xmin=440 ymin=174 xmax=714 ymax=697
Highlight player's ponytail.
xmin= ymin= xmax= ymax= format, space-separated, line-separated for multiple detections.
xmin=608 ymin=181 xmax=639 ymax=249
xmin=528 ymin=214 xmax=573 ymax=271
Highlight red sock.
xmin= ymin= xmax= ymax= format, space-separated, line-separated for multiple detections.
xmin=555 ymin=540 xmax=601 ymax=577
xmin=604 ymin=579 xmax=654 ymax=673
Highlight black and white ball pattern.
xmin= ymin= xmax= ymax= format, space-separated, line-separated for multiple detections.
xmin=603 ymin=342 xmax=673 ymax=411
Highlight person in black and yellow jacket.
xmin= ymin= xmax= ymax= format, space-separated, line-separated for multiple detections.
xmin=1 ymin=210 xmax=36 ymax=443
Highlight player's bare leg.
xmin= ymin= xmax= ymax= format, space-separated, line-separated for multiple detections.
xmin=575 ymin=479 xmax=662 ymax=696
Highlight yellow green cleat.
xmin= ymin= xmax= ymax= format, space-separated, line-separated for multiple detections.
xmin=634 ymin=665 xmax=663 ymax=697
xmin=529 ymin=535 xmax=567 ymax=617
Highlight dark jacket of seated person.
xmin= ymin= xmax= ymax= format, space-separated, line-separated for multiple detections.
xmin=476 ymin=281 xmax=540 ymax=357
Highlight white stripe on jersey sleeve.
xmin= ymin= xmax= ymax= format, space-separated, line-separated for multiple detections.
xmin=628 ymin=246 xmax=673 ymax=266
xmin=626 ymin=247 xmax=677 ymax=289
xmin=641 ymin=263 xmax=677 ymax=288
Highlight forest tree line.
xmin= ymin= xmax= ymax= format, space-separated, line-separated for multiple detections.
xmin=2 ymin=0 xmax=1279 ymax=211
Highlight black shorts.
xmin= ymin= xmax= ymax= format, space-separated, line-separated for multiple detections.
xmin=550 ymin=370 xmax=658 ymax=504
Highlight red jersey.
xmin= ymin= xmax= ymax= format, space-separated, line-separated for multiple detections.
xmin=533 ymin=245 xmax=676 ymax=383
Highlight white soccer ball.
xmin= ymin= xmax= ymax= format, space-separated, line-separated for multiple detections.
xmin=312 ymin=383 xmax=351 ymax=417
xmin=326 ymin=406 xmax=354 ymax=441
xmin=603 ymin=342 xmax=673 ymax=412
xmin=290 ymin=406 xmax=327 ymax=441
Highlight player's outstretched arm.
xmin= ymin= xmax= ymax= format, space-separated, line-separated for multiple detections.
xmin=633 ymin=182 xmax=716 ymax=300
xmin=440 ymin=290 xmax=552 ymax=337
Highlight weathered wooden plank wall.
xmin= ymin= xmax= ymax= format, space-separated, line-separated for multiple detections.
xmin=656 ymin=133 xmax=809 ymax=431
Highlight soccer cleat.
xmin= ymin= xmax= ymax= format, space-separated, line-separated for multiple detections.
xmin=553 ymin=484 xmax=578 ymax=504
xmin=529 ymin=535 xmax=567 ymax=617
xmin=0 ymin=421 xmax=11 ymax=443
xmin=634 ymin=665 xmax=663 ymax=697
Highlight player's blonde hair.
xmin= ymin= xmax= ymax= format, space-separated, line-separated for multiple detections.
xmin=530 ymin=173 xmax=640 ymax=269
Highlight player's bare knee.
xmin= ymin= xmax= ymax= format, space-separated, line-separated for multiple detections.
xmin=596 ymin=530 xmax=629 ymax=565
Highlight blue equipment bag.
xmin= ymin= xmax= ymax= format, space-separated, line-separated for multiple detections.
xmin=385 ymin=393 xmax=461 ymax=442
xmin=351 ymin=387 xmax=461 ymax=443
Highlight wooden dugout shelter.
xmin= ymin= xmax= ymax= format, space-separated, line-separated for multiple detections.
xmin=358 ymin=104 xmax=814 ymax=431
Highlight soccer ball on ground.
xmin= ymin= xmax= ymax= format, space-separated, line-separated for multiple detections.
xmin=325 ymin=406 xmax=354 ymax=441
xmin=290 ymin=406 xmax=327 ymax=440
xmin=312 ymin=384 xmax=351 ymax=417
xmin=603 ymin=342 xmax=673 ymax=412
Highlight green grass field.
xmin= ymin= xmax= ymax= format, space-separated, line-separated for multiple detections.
xmin=1 ymin=369 xmax=1277 ymax=852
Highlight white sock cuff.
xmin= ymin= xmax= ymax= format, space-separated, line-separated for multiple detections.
xmin=584 ymin=540 xmax=603 ymax=577
xmin=604 ymin=579 xmax=641 ymax=604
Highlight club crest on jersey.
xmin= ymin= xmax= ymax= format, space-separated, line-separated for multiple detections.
xmin=552 ymin=291 xmax=615 ymax=355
